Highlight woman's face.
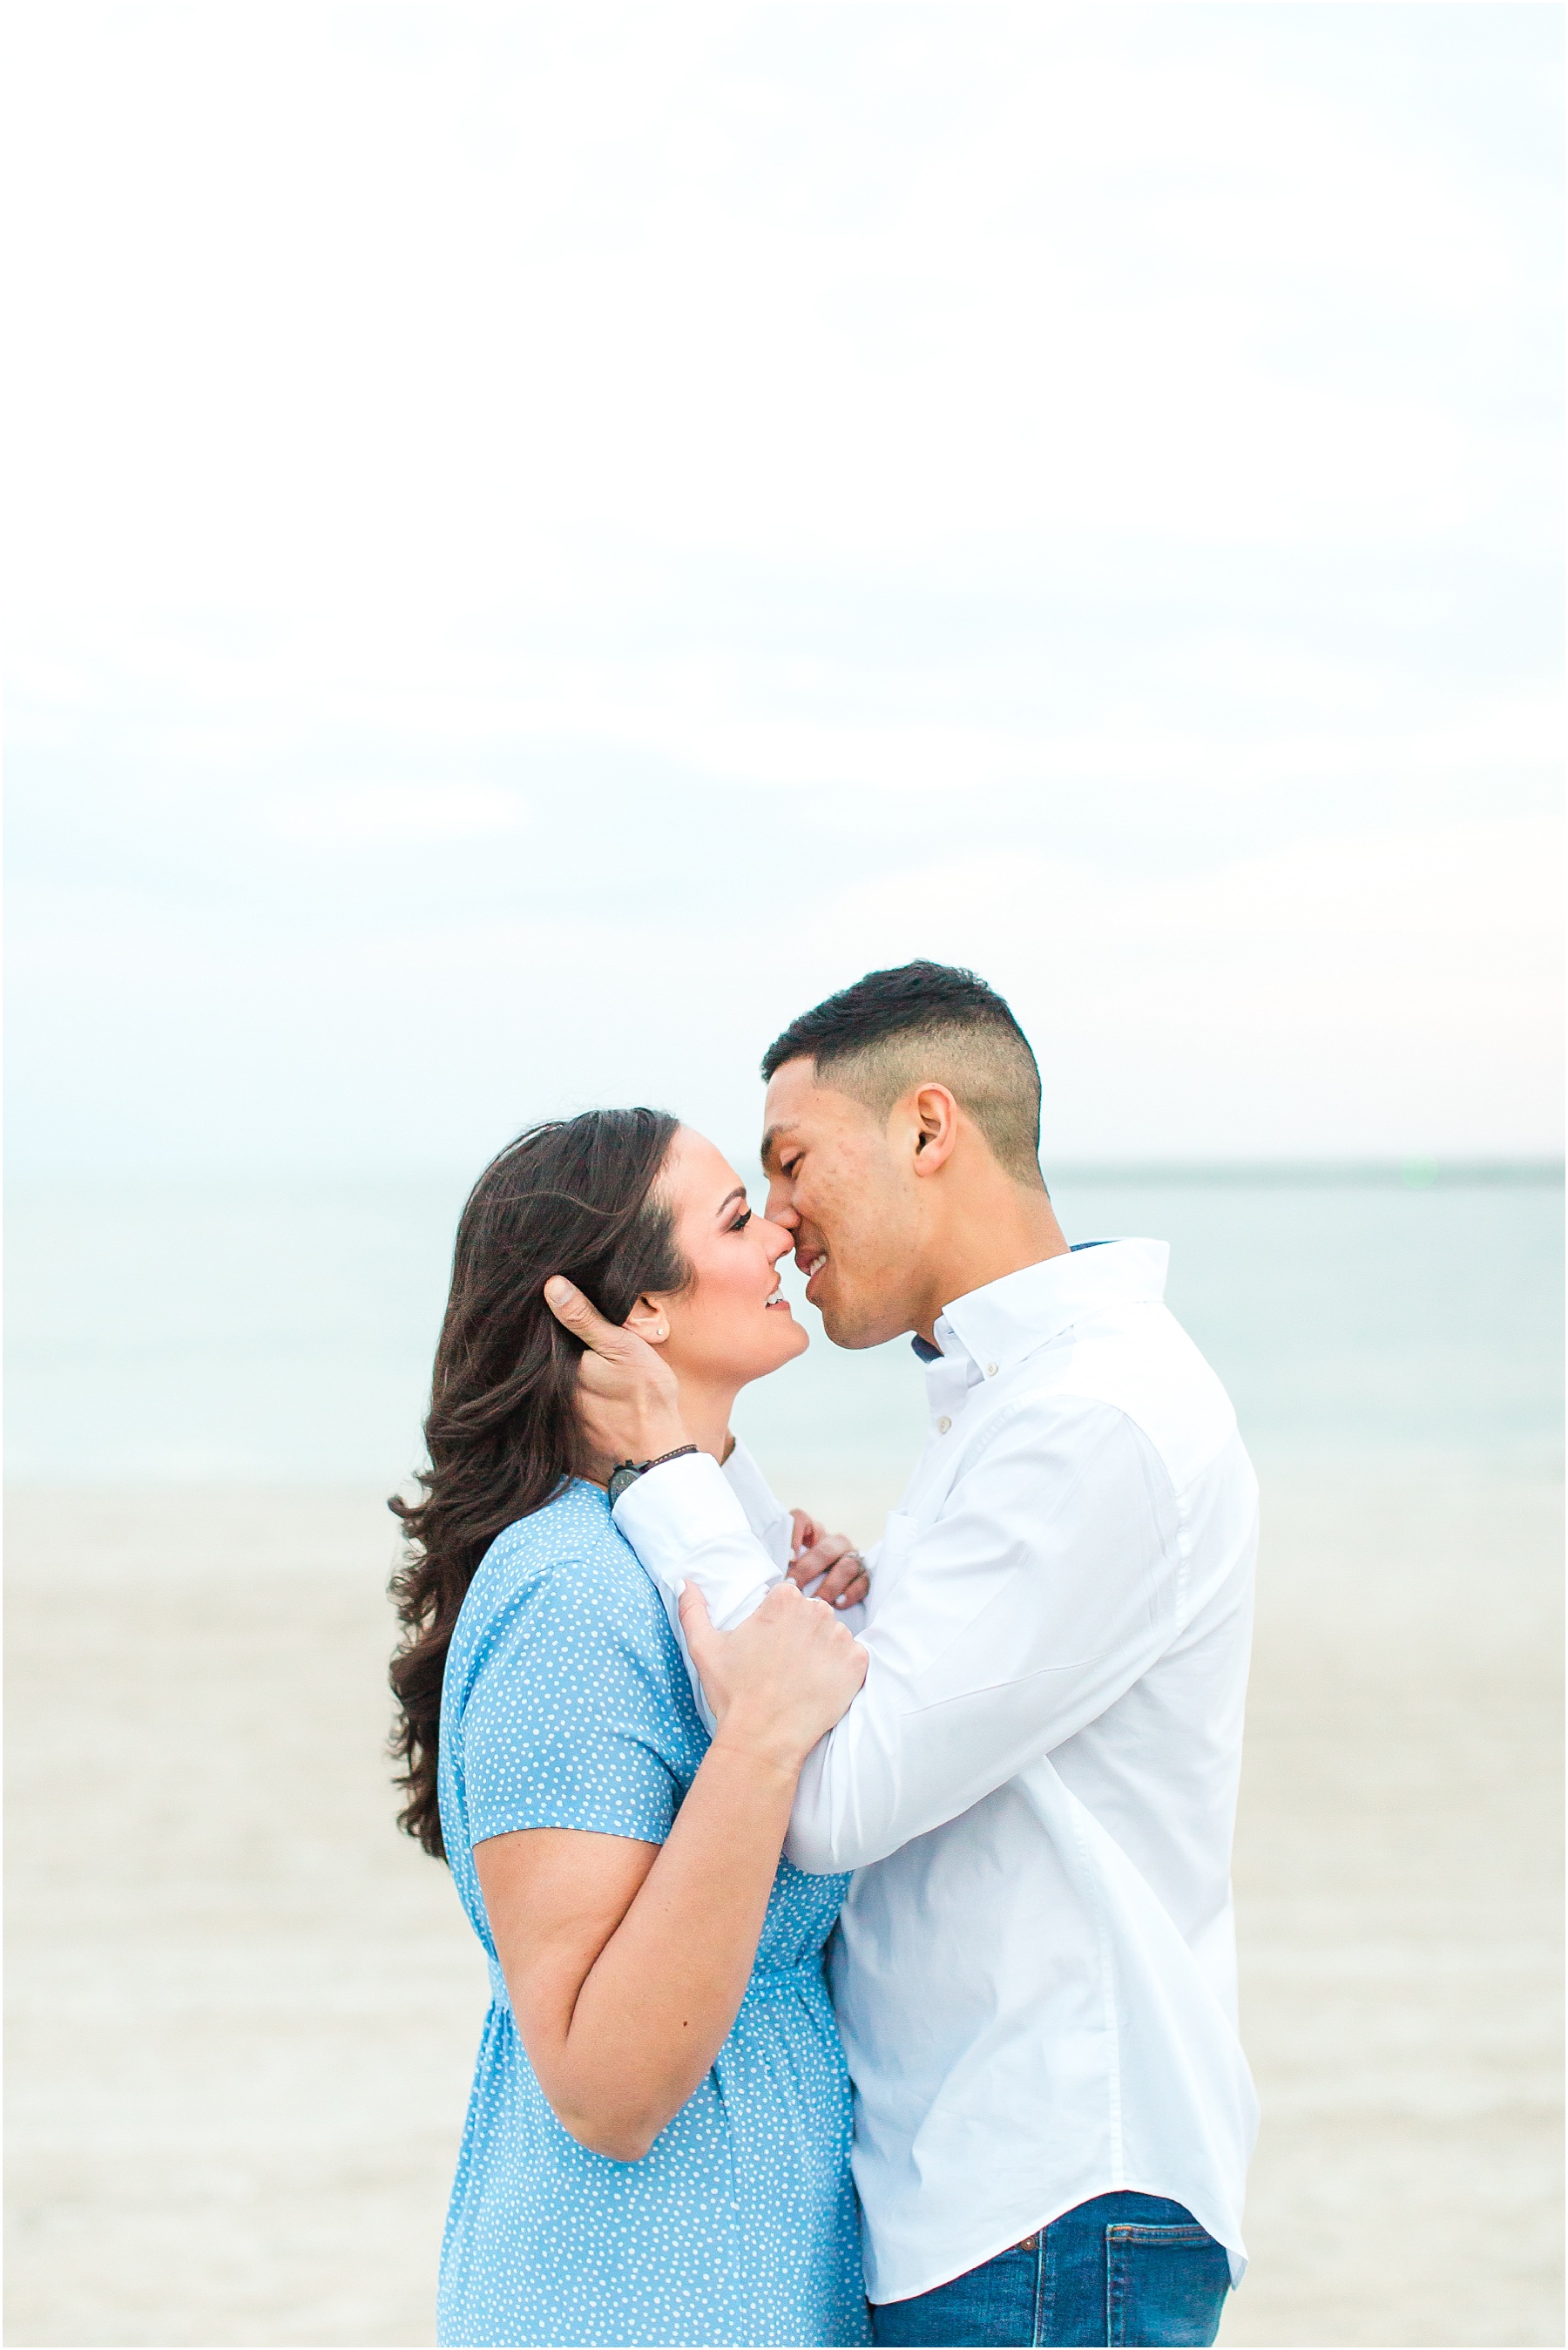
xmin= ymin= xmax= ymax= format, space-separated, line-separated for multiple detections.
xmin=631 ymin=1127 xmax=808 ymax=1392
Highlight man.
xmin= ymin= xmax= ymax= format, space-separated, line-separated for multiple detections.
xmin=547 ymin=960 xmax=1258 ymax=2349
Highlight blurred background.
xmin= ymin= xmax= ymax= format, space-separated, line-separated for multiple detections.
xmin=5 ymin=4 xmax=1562 ymax=2346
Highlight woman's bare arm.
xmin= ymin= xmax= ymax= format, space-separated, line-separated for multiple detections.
xmin=476 ymin=1745 xmax=795 ymax=2158
xmin=474 ymin=1579 xmax=865 ymax=2161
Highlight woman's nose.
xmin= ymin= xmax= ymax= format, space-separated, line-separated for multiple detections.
xmin=760 ymin=1215 xmax=796 ymax=1263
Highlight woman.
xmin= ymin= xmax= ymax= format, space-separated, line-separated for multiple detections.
xmin=389 ymin=1107 xmax=873 ymax=2350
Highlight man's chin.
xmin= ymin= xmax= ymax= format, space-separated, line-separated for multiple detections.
xmin=818 ymin=1296 xmax=899 ymax=1351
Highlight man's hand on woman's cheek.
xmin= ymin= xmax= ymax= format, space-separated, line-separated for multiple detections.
xmin=543 ymin=1277 xmax=691 ymax=1467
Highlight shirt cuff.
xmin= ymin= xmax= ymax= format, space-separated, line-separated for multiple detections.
xmin=611 ymin=1449 xmax=756 ymax=1581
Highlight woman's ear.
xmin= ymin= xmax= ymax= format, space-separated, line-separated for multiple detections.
xmin=622 ymin=1293 xmax=671 ymax=1346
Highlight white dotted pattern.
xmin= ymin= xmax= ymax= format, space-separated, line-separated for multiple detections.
xmin=436 ymin=1480 xmax=870 ymax=2348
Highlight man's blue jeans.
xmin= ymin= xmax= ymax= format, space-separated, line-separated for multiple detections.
xmin=868 ymin=2192 xmax=1232 ymax=2347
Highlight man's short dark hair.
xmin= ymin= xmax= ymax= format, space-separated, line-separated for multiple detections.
xmin=761 ymin=960 xmax=1044 ymax=1186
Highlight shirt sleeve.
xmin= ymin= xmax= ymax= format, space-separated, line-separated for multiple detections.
xmin=607 ymin=1403 xmax=1186 ymax=1874
xmin=786 ymin=1396 xmax=1185 ymax=1872
xmin=610 ymin=1449 xmax=786 ymax=1734
xmin=612 ymin=1450 xmax=781 ymax=1631
xmin=459 ymin=1557 xmax=686 ymax=1850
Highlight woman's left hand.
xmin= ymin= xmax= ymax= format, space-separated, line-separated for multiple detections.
xmin=787 ymin=1510 xmax=870 ymax=1610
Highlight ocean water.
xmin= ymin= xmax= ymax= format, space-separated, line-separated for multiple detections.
xmin=6 ymin=1168 xmax=1561 ymax=1493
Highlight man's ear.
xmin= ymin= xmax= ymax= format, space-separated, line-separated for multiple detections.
xmin=908 ymin=1084 xmax=961 ymax=1176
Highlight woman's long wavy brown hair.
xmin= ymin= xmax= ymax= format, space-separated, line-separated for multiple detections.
xmin=389 ymin=1107 xmax=688 ymax=1859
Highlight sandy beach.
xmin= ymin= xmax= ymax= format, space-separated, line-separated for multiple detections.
xmin=5 ymin=1463 xmax=1561 ymax=2348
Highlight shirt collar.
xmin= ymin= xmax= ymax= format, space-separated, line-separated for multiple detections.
xmin=926 ymin=1238 xmax=1171 ymax=1376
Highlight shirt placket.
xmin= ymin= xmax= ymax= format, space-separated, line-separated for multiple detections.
xmin=905 ymin=1336 xmax=980 ymax=1518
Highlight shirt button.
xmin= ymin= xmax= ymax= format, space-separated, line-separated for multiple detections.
xmin=985 ymin=1361 xmax=999 ymax=1377
xmin=936 ymin=1415 xmax=952 ymax=1433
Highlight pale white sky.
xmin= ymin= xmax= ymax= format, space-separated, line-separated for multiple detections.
xmin=7 ymin=2 xmax=1563 ymax=1172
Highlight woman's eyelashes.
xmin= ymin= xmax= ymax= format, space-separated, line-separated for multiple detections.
xmin=727 ymin=1207 xmax=753 ymax=1234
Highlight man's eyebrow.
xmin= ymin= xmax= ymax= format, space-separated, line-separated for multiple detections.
xmin=759 ymin=1124 xmax=791 ymax=1171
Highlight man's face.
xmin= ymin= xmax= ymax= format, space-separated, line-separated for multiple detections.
xmin=760 ymin=1058 xmax=924 ymax=1348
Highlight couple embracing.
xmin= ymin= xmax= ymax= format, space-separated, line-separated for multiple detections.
xmin=389 ymin=961 xmax=1259 ymax=2350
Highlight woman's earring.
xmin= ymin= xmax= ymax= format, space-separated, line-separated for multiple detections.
xmin=653 ymin=1325 xmax=667 ymax=1341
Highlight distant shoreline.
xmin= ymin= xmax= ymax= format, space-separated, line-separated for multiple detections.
xmin=7 ymin=1158 xmax=1564 ymax=1193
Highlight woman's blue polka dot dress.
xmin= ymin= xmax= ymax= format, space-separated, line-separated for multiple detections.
xmin=435 ymin=1479 xmax=871 ymax=2348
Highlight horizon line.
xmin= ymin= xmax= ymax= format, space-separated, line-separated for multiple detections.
xmin=5 ymin=1155 xmax=1564 ymax=1191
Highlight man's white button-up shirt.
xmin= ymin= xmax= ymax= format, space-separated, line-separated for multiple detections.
xmin=613 ymin=1239 xmax=1260 ymax=2306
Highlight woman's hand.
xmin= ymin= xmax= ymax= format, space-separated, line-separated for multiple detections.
xmin=679 ymin=1579 xmax=867 ymax=1772
xmin=787 ymin=1508 xmax=870 ymax=1610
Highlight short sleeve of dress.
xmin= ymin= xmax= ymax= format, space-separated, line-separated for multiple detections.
xmin=459 ymin=1551 xmax=686 ymax=1850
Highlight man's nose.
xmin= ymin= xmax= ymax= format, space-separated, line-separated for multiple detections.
xmin=763 ymin=1179 xmax=799 ymax=1229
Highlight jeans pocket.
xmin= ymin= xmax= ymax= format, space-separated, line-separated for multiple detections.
xmin=1105 ymin=2225 xmax=1230 ymax=2348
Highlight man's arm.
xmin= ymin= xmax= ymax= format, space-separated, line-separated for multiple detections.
xmin=785 ymin=1399 xmax=1183 ymax=1869
xmin=618 ymin=1396 xmax=1187 ymax=1873
xmin=541 ymin=1275 xmax=1187 ymax=1873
